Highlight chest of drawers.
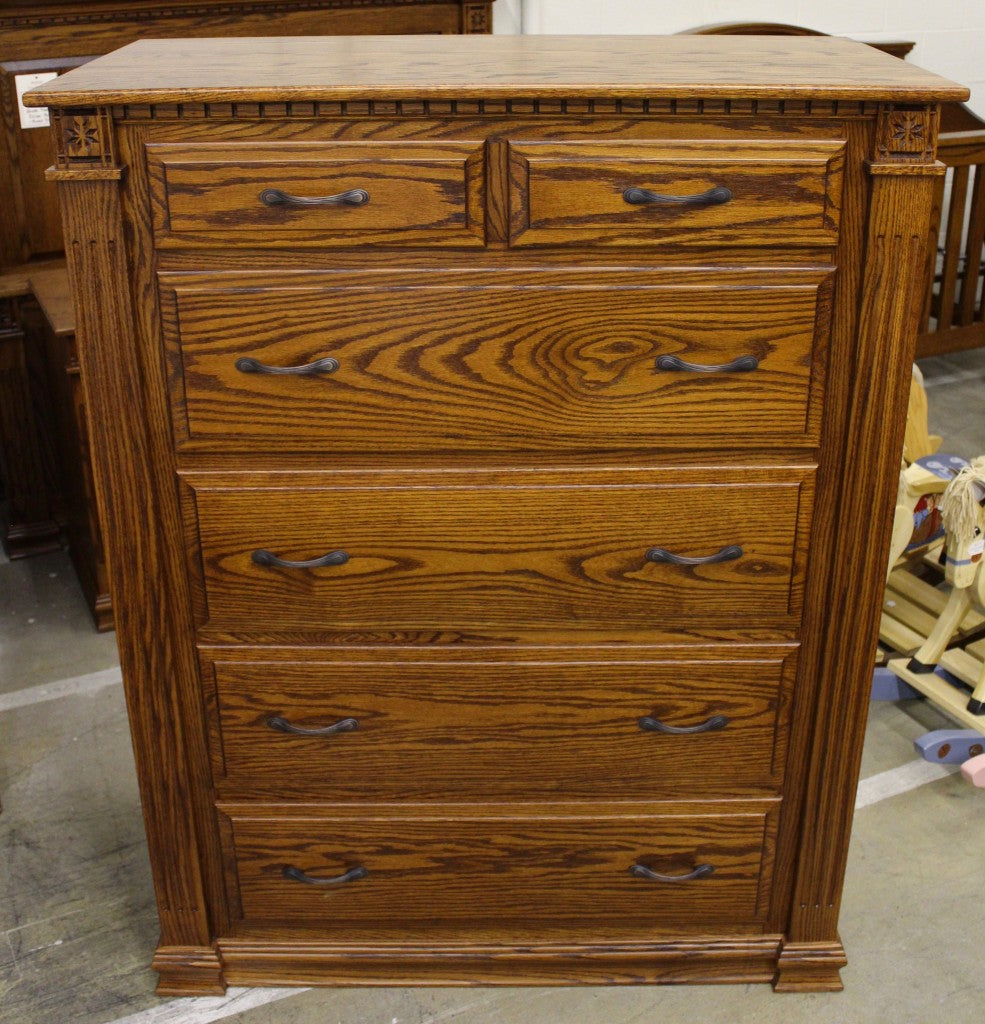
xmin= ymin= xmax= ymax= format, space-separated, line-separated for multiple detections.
xmin=29 ymin=34 xmax=966 ymax=995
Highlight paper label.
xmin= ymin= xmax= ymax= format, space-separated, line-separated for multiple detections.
xmin=15 ymin=72 xmax=59 ymax=129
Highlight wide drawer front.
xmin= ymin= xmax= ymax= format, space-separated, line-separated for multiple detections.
xmin=221 ymin=806 xmax=775 ymax=931
xmin=204 ymin=650 xmax=796 ymax=799
xmin=507 ymin=139 xmax=845 ymax=247
xmin=187 ymin=469 xmax=812 ymax=634
xmin=147 ymin=142 xmax=485 ymax=247
xmin=164 ymin=268 xmax=831 ymax=452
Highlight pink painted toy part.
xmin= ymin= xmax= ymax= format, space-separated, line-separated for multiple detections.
xmin=960 ymin=753 xmax=985 ymax=787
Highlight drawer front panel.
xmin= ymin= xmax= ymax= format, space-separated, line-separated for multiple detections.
xmin=188 ymin=470 xmax=812 ymax=633
xmin=206 ymin=651 xmax=796 ymax=798
xmin=223 ymin=808 xmax=774 ymax=930
xmin=147 ymin=142 xmax=485 ymax=247
xmin=164 ymin=268 xmax=831 ymax=451
xmin=508 ymin=140 xmax=845 ymax=247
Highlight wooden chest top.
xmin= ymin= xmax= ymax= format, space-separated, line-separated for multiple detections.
xmin=25 ymin=34 xmax=968 ymax=107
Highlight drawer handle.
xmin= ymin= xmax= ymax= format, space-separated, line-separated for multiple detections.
xmin=235 ymin=355 xmax=340 ymax=377
xmin=630 ymin=862 xmax=715 ymax=883
xmin=259 ymin=187 xmax=370 ymax=207
xmin=282 ymin=864 xmax=369 ymax=886
xmin=638 ymin=713 xmax=729 ymax=735
xmin=251 ymin=548 xmax=350 ymax=569
xmin=645 ymin=544 xmax=743 ymax=566
xmin=655 ymin=354 xmax=759 ymax=374
xmin=623 ymin=185 xmax=732 ymax=207
xmin=266 ymin=715 xmax=359 ymax=737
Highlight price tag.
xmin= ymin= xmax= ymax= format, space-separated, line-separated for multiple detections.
xmin=15 ymin=72 xmax=59 ymax=129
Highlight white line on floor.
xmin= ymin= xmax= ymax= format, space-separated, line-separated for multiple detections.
xmin=106 ymin=986 xmax=509 ymax=1024
xmin=854 ymin=757 xmax=959 ymax=808
xmin=105 ymin=987 xmax=303 ymax=1024
xmin=0 ymin=665 xmax=122 ymax=713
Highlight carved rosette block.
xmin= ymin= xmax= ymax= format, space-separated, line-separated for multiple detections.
xmin=53 ymin=107 xmax=117 ymax=171
xmin=463 ymin=2 xmax=491 ymax=32
xmin=874 ymin=105 xmax=940 ymax=164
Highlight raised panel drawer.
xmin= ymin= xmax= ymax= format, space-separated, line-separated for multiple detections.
xmin=203 ymin=648 xmax=797 ymax=799
xmin=221 ymin=804 xmax=776 ymax=933
xmin=146 ymin=142 xmax=485 ymax=247
xmin=163 ymin=267 xmax=831 ymax=452
xmin=185 ymin=467 xmax=813 ymax=635
xmin=507 ymin=139 xmax=845 ymax=247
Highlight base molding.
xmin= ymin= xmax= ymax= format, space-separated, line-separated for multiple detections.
xmin=772 ymin=940 xmax=848 ymax=992
xmin=151 ymin=935 xmax=853 ymax=995
xmin=2 ymin=518 xmax=63 ymax=559
xmin=153 ymin=945 xmax=227 ymax=996
xmin=214 ymin=936 xmax=781 ymax=989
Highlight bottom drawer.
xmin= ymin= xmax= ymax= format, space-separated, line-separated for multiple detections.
xmin=221 ymin=804 xmax=776 ymax=935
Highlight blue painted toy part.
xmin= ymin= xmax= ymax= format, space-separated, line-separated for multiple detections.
xmin=914 ymin=729 xmax=985 ymax=763
xmin=872 ymin=666 xmax=923 ymax=702
xmin=914 ymin=453 xmax=970 ymax=479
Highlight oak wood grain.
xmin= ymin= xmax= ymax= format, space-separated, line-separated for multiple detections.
xmin=186 ymin=468 xmax=814 ymax=634
xmin=24 ymin=36 xmax=968 ymax=107
xmin=778 ymin=162 xmax=946 ymax=962
xmin=40 ymin=35 xmax=960 ymax=995
xmin=147 ymin=141 xmax=485 ymax=248
xmin=508 ymin=139 xmax=844 ymax=247
xmin=204 ymin=650 xmax=797 ymax=799
xmin=223 ymin=807 xmax=775 ymax=931
xmin=54 ymin=177 xmax=221 ymax=953
xmin=163 ymin=267 xmax=831 ymax=452
xmin=218 ymin=934 xmax=782 ymax=985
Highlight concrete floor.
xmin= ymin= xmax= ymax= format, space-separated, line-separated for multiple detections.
xmin=1 ymin=349 xmax=983 ymax=1024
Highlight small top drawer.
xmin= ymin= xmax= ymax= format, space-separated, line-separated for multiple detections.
xmin=507 ymin=139 xmax=845 ymax=247
xmin=146 ymin=141 xmax=486 ymax=248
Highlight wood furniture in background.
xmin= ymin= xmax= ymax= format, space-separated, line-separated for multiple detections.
xmin=0 ymin=0 xmax=493 ymax=580
xmin=681 ymin=20 xmax=915 ymax=59
xmin=916 ymin=102 xmax=985 ymax=358
xmin=28 ymin=266 xmax=113 ymax=628
xmin=0 ymin=1 xmax=494 ymax=268
xmin=31 ymin=33 xmax=965 ymax=994
xmin=0 ymin=264 xmax=62 ymax=557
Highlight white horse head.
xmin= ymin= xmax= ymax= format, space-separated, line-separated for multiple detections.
xmin=940 ymin=457 xmax=985 ymax=597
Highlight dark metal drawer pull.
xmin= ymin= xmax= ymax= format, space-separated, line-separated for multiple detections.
xmin=260 ymin=187 xmax=370 ymax=207
xmin=251 ymin=548 xmax=349 ymax=569
xmin=646 ymin=544 xmax=743 ymax=566
xmin=656 ymin=353 xmax=759 ymax=374
xmin=630 ymin=862 xmax=715 ymax=883
xmin=266 ymin=715 xmax=359 ymax=737
xmin=638 ymin=713 xmax=729 ymax=735
xmin=283 ymin=865 xmax=368 ymax=886
xmin=235 ymin=355 xmax=340 ymax=377
xmin=623 ymin=185 xmax=732 ymax=207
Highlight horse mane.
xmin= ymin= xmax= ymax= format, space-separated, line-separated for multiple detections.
xmin=941 ymin=456 xmax=985 ymax=541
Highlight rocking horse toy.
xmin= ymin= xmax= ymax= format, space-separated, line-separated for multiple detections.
xmin=878 ymin=366 xmax=982 ymax=661
xmin=888 ymin=458 xmax=985 ymax=785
